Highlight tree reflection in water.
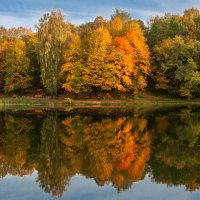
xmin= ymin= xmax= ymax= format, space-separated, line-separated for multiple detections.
xmin=0 ymin=106 xmax=200 ymax=197
xmin=150 ymin=107 xmax=200 ymax=191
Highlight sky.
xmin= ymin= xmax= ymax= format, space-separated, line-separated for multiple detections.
xmin=0 ymin=0 xmax=200 ymax=30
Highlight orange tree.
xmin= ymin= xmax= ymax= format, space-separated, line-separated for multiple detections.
xmin=61 ymin=10 xmax=150 ymax=97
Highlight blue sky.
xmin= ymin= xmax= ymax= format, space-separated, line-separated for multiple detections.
xmin=0 ymin=0 xmax=200 ymax=29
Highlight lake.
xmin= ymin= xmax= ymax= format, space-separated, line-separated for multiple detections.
xmin=0 ymin=106 xmax=200 ymax=200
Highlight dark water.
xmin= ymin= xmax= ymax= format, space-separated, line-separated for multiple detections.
xmin=0 ymin=106 xmax=200 ymax=200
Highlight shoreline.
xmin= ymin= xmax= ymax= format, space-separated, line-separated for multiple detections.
xmin=0 ymin=96 xmax=200 ymax=109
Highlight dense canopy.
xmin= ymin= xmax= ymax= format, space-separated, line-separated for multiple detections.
xmin=0 ymin=8 xmax=200 ymax=98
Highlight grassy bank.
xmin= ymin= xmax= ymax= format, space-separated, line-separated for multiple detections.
xmin=0 ymin=97 xmax=66 ymax=110
xmin=0 ymin=94 xmax=200 ymax=110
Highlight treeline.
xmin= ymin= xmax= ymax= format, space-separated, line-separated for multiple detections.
xmin=0 ymin=8 xmax=200 ymax=98
xmin=149 ymin=8 xmax=200 ymax=98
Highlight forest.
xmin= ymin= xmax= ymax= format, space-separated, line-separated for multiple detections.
xmin=0 ymin=8 xmax=200 ymax=99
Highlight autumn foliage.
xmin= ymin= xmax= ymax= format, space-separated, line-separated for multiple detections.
xmin=1 ymin=8 xmax=200 ymax=98
xmin=60 ymin=14 xmax=150 ymax=96
xmin=149 ymin=8 xmax=200 ymax=98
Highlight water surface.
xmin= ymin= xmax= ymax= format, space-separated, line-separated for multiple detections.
xmin=0 ymin=106 xmax=200 ymax=199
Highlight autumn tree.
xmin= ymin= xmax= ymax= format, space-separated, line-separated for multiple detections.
xmin=78 ymin=16 xmax=107 ymax=40
xmin=61 ymin=10 xmax=150 ymax=97
xmin=60 ymin=27 xmax=85 ymax=93
xmin=110 ymin=16 xmax=123 ymax=36
xmin=147 ymin=8 xmax=200 ymax=48
xmin=0 ymin=27 xmax=36 ymax=95
xmin=0 ymin=32 xmax=8 ymax=92
xmin=182 ymin=8 xmax=200 ymax=38
xmin=36 ymin=10 xmax=69 ymax=97
xmin=83 ymin=27 xmax=115 ymax=92
xmin=6 ymin=27 xmax=33 ymax=39
xmin=148 ymin=8 xmax=200 ymax=98
xmin=4 ymin=39 xmax=32 ymax=94
xmin=126 ymin=22 xmax=150 ymax=94
xmin=152 ymin=36 xmax=200 ymax=98
xmin=147 ymin=14 xmax=186 ymax=48
xmin=111 ymin=9 xmax=132 ymax=22
xmin=109 ymin=21 xmax=150 ymax=96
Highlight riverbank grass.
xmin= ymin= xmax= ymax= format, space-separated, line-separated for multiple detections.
xmin=0 ymin=95 xmax=200 ymax=108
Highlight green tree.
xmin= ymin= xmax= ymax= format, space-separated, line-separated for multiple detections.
xmin=36 ymin=10 xmax=69 ymax=97
xmin=26 ymin=35 xmax=41 ymax=89
xmin=111 ymin=9 xmax=132 ymax=22
xmin=60 ymin=28 xmax=86 ymax=93
xmin=152 ymin=36 xmax=200 ymax=98
xmin=147 ymin=14 xmax=186 ymax=48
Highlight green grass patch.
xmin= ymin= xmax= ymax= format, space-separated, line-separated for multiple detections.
xmin=0 ymin=96 xmax=200 ymax=111
xmin=0 ymin=97 xmax=66 ymax=109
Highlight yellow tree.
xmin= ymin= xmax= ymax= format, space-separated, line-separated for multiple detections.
xmin=4 ymin=39 xmax=32 ymax=95
xmin=110 ymin=16 xmax=123 ymax=36
xmin=0 ymin=39 xmax=9 ymax=92
xmin=60 ymin=31 xmax=85 ymax=93
xmin=83 ymin=27 xmax=116 ymax=93
xmin=126 ymin=22 xmax=150 ymax=95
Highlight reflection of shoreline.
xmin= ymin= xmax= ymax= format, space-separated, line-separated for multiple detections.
xmin=0 ymin=106 xmax=200 ymax=196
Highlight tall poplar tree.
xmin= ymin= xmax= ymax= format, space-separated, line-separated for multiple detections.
xmin=36 ymin=10 xmax=68 ymax=97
